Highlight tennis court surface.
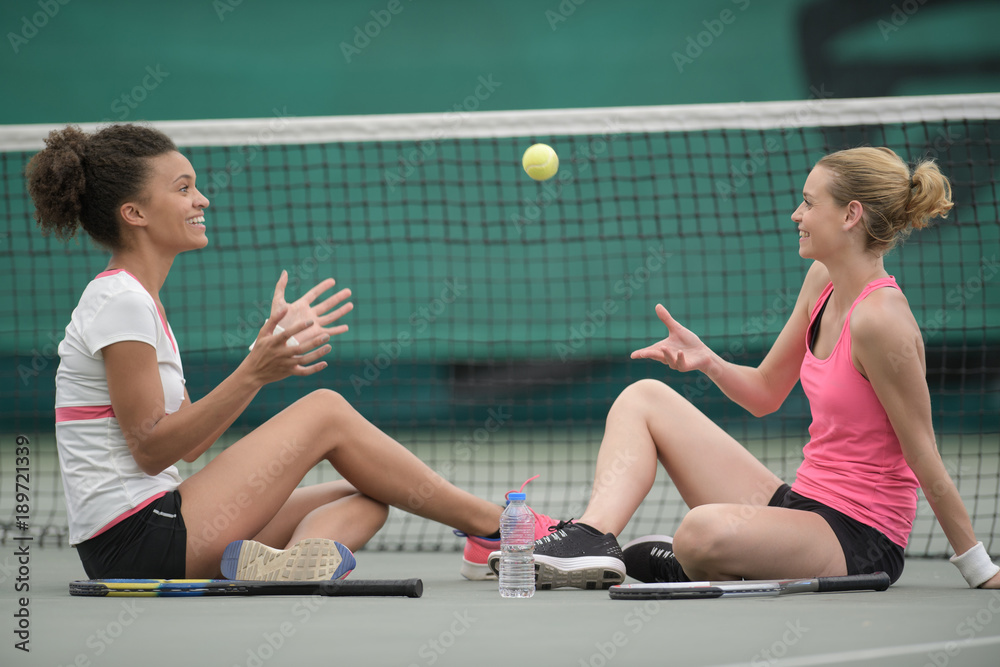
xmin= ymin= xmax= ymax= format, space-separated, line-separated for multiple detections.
xmin=3 ymin=548 xmax=999 ymax=667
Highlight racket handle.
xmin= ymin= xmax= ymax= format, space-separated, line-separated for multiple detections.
xmin=816 ymin=572 xmax=890 ymax=593
xmin=317 ymin=578 xmax=423 ymax=598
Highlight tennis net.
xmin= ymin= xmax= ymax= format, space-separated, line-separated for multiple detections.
xmin=2 ymin=93 xmax=998 ymax=556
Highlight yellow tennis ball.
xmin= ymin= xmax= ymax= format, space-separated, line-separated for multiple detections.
xmin=522 ymin=143 xmax=559 ymax=181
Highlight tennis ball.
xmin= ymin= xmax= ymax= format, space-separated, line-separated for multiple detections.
xmin=522 ymin=143 xmax=559 ymax=181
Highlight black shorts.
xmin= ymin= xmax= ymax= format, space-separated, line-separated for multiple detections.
xmin=77 ymin=490 xmax=187 ymax=579
xmin=768 ymin=484 xmax=905 ymax=584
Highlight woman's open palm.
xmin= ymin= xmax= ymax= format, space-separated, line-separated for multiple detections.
xmin=631 ymin=304 xmax=713 ymax=373
xmin=269 ymin=270 xmax=353 ymax=346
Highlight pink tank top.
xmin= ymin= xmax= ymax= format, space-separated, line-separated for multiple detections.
xmin=793 ymin=276 xmax=919 ymax=547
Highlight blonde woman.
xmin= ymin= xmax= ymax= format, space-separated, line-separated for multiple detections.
xmin=491 ymin=147 xmax=1000 ymax=591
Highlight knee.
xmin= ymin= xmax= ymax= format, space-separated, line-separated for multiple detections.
xmin=291 ymin=390 xmax=359 ymax=451
xmin=372 ymin=498 xmax=390 ymax=527
xmin=304 ymin=388 xmax=350 ymax=413
xmin=357 ymin=493 xmax=390 ymax=530
xmin=626 ymin=378 xmax=672 ymax=398
xmin=330 ymin=481 xmax=390 ymax=528
xmin=302 ymin=389 xmax=357 ymax=428
xmin=617 ymin=378 xmax=674 ymax=409
xmin=673 ymin=505 xmax=734 ymax=568
xmin=612 ymin=379 xmax=683 ymax=420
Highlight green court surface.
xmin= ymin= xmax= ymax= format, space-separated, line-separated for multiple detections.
xmin=3 ymin=548 xmax=1000 ymax=667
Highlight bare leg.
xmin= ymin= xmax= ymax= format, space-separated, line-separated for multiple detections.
xmin=575 ymin=379 xmax=845 ymax=580
xmin=674 ymin=504 xmax=846 ymax=580
xmin=251 ymin=480 xmax=389 ymax=552
xmin=578 ymin=379 xmax=783 ymax=535
xmin=180 ymin=389 xmax=503 ymax=577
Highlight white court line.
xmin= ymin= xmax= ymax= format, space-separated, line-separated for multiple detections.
xmin=713 ymin=634 xmax=1000 ymax=667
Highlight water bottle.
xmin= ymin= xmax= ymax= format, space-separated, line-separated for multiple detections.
xmin=499 ymin=492 xmax=535 ymax=598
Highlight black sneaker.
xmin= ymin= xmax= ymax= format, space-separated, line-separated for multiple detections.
xmin=621 ymin=534 xmax=690 ymax=582
xmin=488 ymin=521 xmax=626 ymax=590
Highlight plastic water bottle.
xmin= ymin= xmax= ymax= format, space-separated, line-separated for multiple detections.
xmin=499 ymin=492 xmax=535 ymax=598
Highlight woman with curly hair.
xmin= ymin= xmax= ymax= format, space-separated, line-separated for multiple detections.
xmin=28 ymin=124 xmax=557 ymax=581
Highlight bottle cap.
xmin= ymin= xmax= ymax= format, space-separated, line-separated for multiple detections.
xmin=507 ymin=492 xmax=526 ymax=501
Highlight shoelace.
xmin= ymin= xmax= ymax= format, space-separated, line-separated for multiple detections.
xmin=453 ymin=474 xmax=549 ymax=539
xmin=508 ymin=474 xmax=559 ymax=533
xmin=504 ymin=474 xmax=540 ymax=503
xmin=549 ymin=519 xmax=573 ymax=533
xmin=535 ymin=519 xmax=575 ymax=544
xmin=507 ymin=475 xmax=570 ymax=536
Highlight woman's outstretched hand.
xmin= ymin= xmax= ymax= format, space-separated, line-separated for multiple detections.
xmin=245 ymin=310 xmax=331 ymax=383
xmin=269 ymin=270 xmax=354 ymax=344
xmin=630 ymin=304 xmax=715 ymax=373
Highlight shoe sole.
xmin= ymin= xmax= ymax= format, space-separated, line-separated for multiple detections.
xmin=221 ymin=538 xmax=355 ymax=581
xmin=535 ymin=555 xmax=626 ymax=590
xmin=460 ymin=559 xmax=496 ymax=581
xmin=487 ymin=552 xmax=626 ymax=590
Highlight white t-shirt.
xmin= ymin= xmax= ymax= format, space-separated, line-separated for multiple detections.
xmin=55 ymin=269 xmax=184 ymax=545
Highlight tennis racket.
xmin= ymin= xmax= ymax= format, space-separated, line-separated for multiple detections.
xmin=70 ymin=578 xmax=423 ymax=598
xmin=609 ymin=572 xmax=890 ymax=600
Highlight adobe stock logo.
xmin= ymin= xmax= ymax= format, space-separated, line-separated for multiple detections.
xmin=671 ymin=0 xmax=751 ymax=73
xmin=106 ymin=66 xmax=170 ymax=121
xmin=7 ymin=0 xmax=72 ymax=55
xmin=340 ymin=0 xmax=417 ymax=64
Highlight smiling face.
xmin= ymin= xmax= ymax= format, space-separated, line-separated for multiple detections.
xmin=121 ymin=151 xmax=210 ymax=253
xmin=790 ymin=165 xmax=855 ymax=262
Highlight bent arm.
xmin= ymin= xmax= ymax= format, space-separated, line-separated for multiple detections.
xmin=105 ymin=341 xmax=263 ymax=475
xmin=105 ymin=315 xmax=329 ymax=476
xmin=702 ymin=262 xmax=827 ymax=416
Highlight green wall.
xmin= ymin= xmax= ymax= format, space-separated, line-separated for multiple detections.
xmin=2 ymin=0 xmax=998 ymax=124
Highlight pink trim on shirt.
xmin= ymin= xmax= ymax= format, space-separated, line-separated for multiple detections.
xmin=89 ymin=491 xmax=168 ymax=539
xmin=90 ymin=491 xmax=170 ymax=538
xmin=55 ymin=405 xmax=116 ymax=422
xmin=793 ymin=276 xmax=919 ymax=547
xmin=95 ymin=269 xmax=177 ymax=353
xmin=95 ymin=269 xmax=130 ymax=279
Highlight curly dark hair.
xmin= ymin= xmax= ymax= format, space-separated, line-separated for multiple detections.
xmin=25 ymin=124 xmax=177 ymax=250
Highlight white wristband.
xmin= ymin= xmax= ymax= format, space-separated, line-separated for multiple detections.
xmin=950 ymin=542 xmax=1000 ymax=588
xmin=248 ymin=324 xmax=300 ymax=351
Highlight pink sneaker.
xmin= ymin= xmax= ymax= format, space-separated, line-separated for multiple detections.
xmin=458 ymin=476 xmax=561 ymax=580
xmin=460 ymin=534 xmax=502 ymax=581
